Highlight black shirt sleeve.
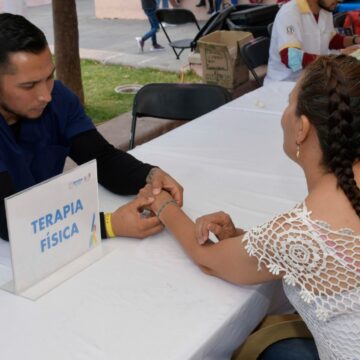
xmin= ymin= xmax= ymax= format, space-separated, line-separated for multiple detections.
xmin=69 ymin=129 xmax=154 ymax=195
xmin=0 ymin=171 xmax=16 ymax=241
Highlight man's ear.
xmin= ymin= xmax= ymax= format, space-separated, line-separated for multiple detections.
xmin=297 ymin=115 xmax=311 ymax=144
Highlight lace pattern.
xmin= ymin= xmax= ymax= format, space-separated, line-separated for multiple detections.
xmin=242 ymin=202 xmax=360 ymax=358
xmin=243 ymin=202 xmax=360 ymax=320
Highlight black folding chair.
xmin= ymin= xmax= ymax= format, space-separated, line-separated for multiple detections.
xmin=156 ymin=9 xmax=200 ymax=59
xmin=225 ymin=4 xmax=279 ymax=38
xmin=191 ymin=6 xmax=236 ymax=50
xmin=240 ymin=36 xmax=270 ymax=87
xmin=267 ymin=22 xmax=273 ymax=36
xmin=129 ymin=83 xmax=232 ymax=149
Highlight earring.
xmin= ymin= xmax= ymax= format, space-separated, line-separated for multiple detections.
xmin=296 ymin=143 xmax=300 ymax=159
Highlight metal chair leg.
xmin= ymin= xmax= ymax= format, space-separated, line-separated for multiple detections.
xmin=172 ymin=47 xmax=185 ymax=60
xmin=171 ymin=46 xmax=180 ymax=60
xmin=129 ymin=116 xmax=137 ymax=150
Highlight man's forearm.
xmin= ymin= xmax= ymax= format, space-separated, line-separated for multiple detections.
xmin=280 ymin=47 xmax=317 ymax=72
xmin=343 ymin=35 xmax=360 ymax=48
xmin=69 ymin=129 xmax=154 ymax=195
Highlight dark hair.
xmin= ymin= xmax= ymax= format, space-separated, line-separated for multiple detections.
xmin=296 ymin=55 xmax=360 ymax=216
xmin=0 ymin=13 xmax=47 ymax=72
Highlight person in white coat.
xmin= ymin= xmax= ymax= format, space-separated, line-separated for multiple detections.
xmin=264 ymin=0 xmax=360 ymax=83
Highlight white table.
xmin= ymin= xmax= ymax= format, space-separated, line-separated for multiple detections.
xmin=0 ymin=81 xmax=303 ymax=360
xmin=225 ymin=81 xmax=295 ymax=115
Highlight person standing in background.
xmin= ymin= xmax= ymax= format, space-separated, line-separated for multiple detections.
xmin=136 ymin=0 xmax=165 ymax=52
xmin=196 ymin=0 xmax=215 ymax=14
xmin=215 ymin=0 xmax=223 ymax=12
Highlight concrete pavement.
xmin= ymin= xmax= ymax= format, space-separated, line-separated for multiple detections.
xmin=26 ymin=0 xmax=205 ymax=72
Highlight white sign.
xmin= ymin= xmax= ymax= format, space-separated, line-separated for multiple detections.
xmin=5 ymin=160 xmax=101 ymax=298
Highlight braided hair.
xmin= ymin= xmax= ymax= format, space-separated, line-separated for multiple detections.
xmin=296 ymin=55 xmax=360 ymax=216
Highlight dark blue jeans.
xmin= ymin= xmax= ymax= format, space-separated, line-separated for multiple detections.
xmin=259 ymin=338 xmax=320 ymax=360
xmin=157 ymin=0 xmax=169 ymax=8
xmin=143 ymin=8 xmax=159 ymax=46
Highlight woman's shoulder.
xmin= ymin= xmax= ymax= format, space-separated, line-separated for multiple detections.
xmin=305 ymin=188 xmax=360 ymax=236
xmin=244 ymin=201 xmax=360 ymax=321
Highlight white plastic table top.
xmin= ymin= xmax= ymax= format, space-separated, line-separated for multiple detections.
xmin=226 ymin=81 xmax=295 ymax=115
xmin=0 ymin=81 xmax=305 ymax=360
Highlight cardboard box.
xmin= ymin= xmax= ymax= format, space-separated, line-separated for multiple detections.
xmin=197 ymin=30 xmax=253 ymax=91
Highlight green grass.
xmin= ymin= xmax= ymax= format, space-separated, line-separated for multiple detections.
xmin=81 ymin=59 xmax=202 ymax=124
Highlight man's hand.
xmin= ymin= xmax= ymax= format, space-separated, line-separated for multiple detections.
xmin=110 ymin=196 xmax=164 ymax=239
xmin=195 ymin=212 xmax=242 ymax=245
xmin=340 ymin=45 xmax=360 ymax=56
xmin=138 ymin=184 xmax=174 ymax=216
xmin=146 ymin=168 xmax=183 ymax=207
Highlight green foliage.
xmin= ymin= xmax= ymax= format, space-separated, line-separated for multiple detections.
xmin=81 ymin=59 xmax=202 ymax=124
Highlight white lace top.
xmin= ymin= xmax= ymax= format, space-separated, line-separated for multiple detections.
xmin=243 ymin=202 xmax=360 ymax=360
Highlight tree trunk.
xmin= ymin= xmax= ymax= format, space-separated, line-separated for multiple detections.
xmin=52 ymin=0 xmax=84 ymax=104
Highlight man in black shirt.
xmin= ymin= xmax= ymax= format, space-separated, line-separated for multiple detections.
xmin=0 ymin=13 xmax=183 ymax=241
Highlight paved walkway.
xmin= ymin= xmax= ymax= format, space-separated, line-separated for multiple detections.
xmin=26 ymin=0 xmax=205 ymax=72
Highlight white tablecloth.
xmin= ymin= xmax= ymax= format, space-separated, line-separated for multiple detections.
xmin=0 ymin=81 xmax=304 ymax=360
xmin=226 ymin=81 xmax=295 ymax=115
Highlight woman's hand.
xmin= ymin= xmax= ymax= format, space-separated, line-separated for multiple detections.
xmin=195 ymin=212 xmax=240 ymax=245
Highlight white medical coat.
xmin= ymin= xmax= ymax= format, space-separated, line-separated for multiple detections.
xmin=264 ymin=0 xmax=336 ymax=84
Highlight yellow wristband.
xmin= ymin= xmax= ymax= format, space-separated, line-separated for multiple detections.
xmin=104 ymin=213 xmax=116 ymax=238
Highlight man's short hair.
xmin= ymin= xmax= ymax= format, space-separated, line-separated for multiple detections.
xmin=0 ymin=13 xmax=48 ymax=73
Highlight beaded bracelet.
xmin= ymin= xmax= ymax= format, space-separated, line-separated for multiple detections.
xmin=104 ymin=212 xmax=116 ymax=238
xmin=156 ymin=199 xmax=178 ymax=218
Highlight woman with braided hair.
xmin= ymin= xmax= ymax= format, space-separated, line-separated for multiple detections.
xmin=139 ymin=55 xmax=360 ymax=359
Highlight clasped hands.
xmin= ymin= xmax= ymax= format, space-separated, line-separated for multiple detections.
xmin=109 ymin=167 xmax=244 ymax=242
xmin=138 ymin=183 xmax=245 ymax=245
xmin=109 ymin=168 xmax=183 ymax=239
